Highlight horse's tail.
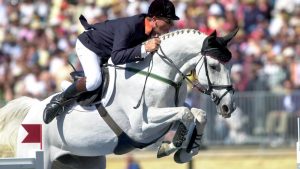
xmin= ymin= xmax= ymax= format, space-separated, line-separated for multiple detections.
xmin=0 ymin=96 xmax=39 ymax=154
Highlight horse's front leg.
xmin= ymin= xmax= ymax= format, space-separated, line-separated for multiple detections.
xmin=157 ymin=121 xmax=192 ymax=158
xmin=143 ymin=106 xmax=194 ymax=157
xmin=173 ymin=108 xmax=207 ymax=163
xmin=145 ymin=106 xmax=194 ymax=128
xmin=156 ymin=108 xmax=207 ymax=162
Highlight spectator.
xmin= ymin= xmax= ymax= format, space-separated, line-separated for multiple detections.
xmin=265 ymin=79 xmax=296 ymax=147
xmin=125 ymin=154 xmax=141 ymax=169
xmin=215 ymin=107 xmax=248 ymax=144
xmin=231 ymin=64 xmax=248 ymax=91
xmin=0 ymin=0 xmax=298 ymax=104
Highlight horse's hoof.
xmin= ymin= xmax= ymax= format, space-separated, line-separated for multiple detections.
xmin=157 ymin=141 xmax=171 ymax=158
xmin=174 ymin=148 xmax=192 ymax=164
xmin=157 ymin=141 xmax=178 ymax=158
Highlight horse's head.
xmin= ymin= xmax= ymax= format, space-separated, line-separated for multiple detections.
xmin=194 ymin=28 xmax=239 ymax=118
xmin=150 ymin=29 xmax=237 ymax=117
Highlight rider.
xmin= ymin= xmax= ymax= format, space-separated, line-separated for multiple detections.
xmin=43 ymin=0 xmax=180 ymax=124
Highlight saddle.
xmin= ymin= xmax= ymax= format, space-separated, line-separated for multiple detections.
xmin=70 ymin=67 xmax=109 ymax=106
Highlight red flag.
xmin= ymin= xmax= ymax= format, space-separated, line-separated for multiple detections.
xmin=22 ymin=124 xmax=42 ymax=149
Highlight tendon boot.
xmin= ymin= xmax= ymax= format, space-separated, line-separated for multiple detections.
xmin=43 ymin=78 xmax=87 ymax=124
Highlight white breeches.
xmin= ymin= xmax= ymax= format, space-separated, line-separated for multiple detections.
xmin=76 ymin=39 xmax=102 ymax=91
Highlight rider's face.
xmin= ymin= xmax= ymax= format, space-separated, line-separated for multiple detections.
xmin=152 ymin=17 xmax=174 ymax=35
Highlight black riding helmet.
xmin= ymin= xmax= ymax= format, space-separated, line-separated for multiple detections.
xmin=148 ymin=0 xmax=180 ymax=20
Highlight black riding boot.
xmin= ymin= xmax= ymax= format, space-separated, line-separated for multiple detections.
xmin=43 ymin=78 xmax=87 ymax=124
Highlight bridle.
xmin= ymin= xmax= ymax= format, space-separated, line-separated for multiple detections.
xmin=157 ymin=46 xmax=234 ymax=105
xmin=195 ymin=55 xmax=234 ymax=105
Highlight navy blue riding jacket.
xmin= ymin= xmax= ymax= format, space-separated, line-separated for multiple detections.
xmin=78 ymin=14 xmax=150 ymax=65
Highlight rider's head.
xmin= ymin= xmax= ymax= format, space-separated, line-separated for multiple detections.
xmin=147 ymin=0 xmax=179 ymax=35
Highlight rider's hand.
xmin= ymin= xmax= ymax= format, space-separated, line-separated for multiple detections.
xmin=145 ymin=37 xmax=161 ymax=53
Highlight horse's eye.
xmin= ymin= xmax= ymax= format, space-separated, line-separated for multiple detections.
xmin=210 ymin=65 xmax=217 ymax=70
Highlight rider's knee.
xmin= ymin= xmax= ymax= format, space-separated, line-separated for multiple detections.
xmin=86 ymin=75 xmax=102 ymax=91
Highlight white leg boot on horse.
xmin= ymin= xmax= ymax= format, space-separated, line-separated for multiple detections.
xmin=173 ymin=108 xmax=207 ymax=163
xmin=43 ymin=77 xmax=87 ymax=124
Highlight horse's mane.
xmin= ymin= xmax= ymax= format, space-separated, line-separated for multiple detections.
xmin=160 ymin=29 xmax=203 ymax=41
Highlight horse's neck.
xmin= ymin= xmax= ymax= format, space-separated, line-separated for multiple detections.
xmin=152 ymin=30 xmax=207 ymax=82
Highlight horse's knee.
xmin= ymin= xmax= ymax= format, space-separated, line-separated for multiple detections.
xmin=181 ymin=107 xmax=193 ymax=122
xmin=191 ymin=108 xmax=207 ymax=124
xmin=86 ymin=75 xmax=102 ymax=91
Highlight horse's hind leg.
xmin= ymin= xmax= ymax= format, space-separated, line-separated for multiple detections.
xmin=53 ymin=154 xmax=106 ymax=169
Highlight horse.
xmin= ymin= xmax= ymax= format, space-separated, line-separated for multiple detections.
xmin=0 ymin=28 xmax=237 ymax=169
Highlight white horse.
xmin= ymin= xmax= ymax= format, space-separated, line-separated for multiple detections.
xmin=0 ymin=28 xmax=237 ymax=169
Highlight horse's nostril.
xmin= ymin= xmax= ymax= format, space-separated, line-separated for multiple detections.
xmin=222 ymin=105 xmax=229 ymax=113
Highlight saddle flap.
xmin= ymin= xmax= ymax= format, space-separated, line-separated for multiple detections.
xmin=71 ymin=67 xmax=109 ymax=106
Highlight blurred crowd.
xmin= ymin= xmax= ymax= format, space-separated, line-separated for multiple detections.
xmin=0 ymin=0 xmax=300 ymax=103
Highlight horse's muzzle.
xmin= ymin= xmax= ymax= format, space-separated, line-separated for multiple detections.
xmin=220 ymin=102 xmax=236 ymax=118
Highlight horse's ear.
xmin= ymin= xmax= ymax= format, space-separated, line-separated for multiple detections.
xmin=220 ymin=27 xmax=239 ymax=45
xmin=209 ymin=30 xmax=217 ymax=38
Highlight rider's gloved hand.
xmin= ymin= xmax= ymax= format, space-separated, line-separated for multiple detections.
xmin=145 ymin=37 xmax=161 ymax=53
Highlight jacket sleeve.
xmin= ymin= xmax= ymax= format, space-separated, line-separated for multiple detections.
xmin=111 ymin=28 xmax=144 ymax=65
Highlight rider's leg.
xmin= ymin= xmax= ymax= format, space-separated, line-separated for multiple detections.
xmin=43 ymin=39 xmax=102 ymax=124
xmin=43 ymin=78 xmax=87 ymax=124
xmin=76 ymin=39 xmax=102 ymax=92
